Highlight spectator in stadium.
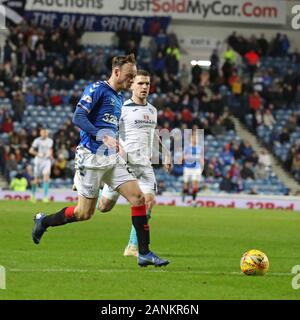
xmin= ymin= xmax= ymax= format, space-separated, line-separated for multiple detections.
xmin=0 ymin=138 xmax=4 ymax=175
xmin=254 ymin=163 xmax=268 ymax=180
xmin=228 ymin=162 xmax=241 ymax=183
xmin=291 ymin=154 xmax=300 ymax=177
xmin=4 ymin=153 xmax=18 ymax=182
xmin=204 ymin=157 xmax=222 ymax=178
xmin=294 ymin=84 xmax=300 ymax=105
xmin=290 ymin=49 xmax=300 ymax=64
xmin=253 ymin=110 xmax=263 ymax=129
xmin=178 ymin=63 xmax=190 ymax=90
xmin=263 ymin=108 xmax=276 ymax=130
xmin=3 ymin=39 xmax=13 ymax=64
xmin=285 ymin=113 xmax=298 ymax=133
xmin=227 ymin=31 xmax=238 ymax=50
xmin=152 ymin=50 xmax=165 ymax=78
xmin=12 ymin=90 xmax=25 ymax=122
xmin=222 ymin=58 xmax=233 ymax=86
xmin=223 ymin=46 xmax=237 ymax=65
xmin=247 ymin=150 xmax=259 ymax=166
xmin=279 ymin=127 xmax=290 ymax=144
xmin=0 ymin=82 xmax=6 ymax=98
xmin=52 ymin=153 xmax=67 ymax=179
xmin=220 ymin=172 xmax=234 ymax=193
xmin=257 ymin=33 xmax=269 ymax=57
xmin=249 ymin=186 xmax=258 ymax=195
xmin=10 ymin=172 xmax=28 ymax=192
xmin=22 ymin=164 xmax=33 ymax=189
xmin=50 ymin=89 xmax=62 ymax=106
xmin=209 ymin=49 xmax=220 ymax=84
xmin=230 ymin=141 xmax=242 ymax=160
xmin=1 ymin=115 xmax=13 ymax=133
xmin=248 ymin=90 xmax=262 ymax=113
xmin=239 ymin=140 xmax=254 ymax=161
xmin=269 ymin=33 xmax=282 ymax=57
xmin=219 ymin=144 xmax=235 ymax=166
xmin=56 ymin=144 xmax=69 ymax=161
xmin=240 ymin=161 xmax=255 ymax=180
xmin=280 ymin=34 xmax=290 ymax=56
xmin=228 ymin=69 xmax=242 ymax=96
xmin=35 ymin=43 xmax=47 ymax=72
xmin=244 ymin=49 xmax=260 ymax=81
xmin=181 ymin=106 xmax=193 ymax=126
xmin=211 ymin=118 xmax=226 ymax=137
xmin=154 ymin=29 xmax=168 ymax=49
xmin=157 ymin=180 xmax=166 ymax=195
xmin=165 ymin=45 xmax=180 ymax=76
xmin=191 ymin=63 xmax=202 ymax=86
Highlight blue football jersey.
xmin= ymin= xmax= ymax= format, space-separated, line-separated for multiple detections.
xmin=76 ymin=81 xmax=123 ymax=154
xmin=183 ymin=145 xmax=202 ymax=169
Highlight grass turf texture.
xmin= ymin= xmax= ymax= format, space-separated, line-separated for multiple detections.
xmin=0 ymin=200 xmax=300 ymax=300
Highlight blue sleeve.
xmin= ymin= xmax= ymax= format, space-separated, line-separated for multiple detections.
xmin=72 ymin=107 xmax=98 ymax=137
xmin=76 ymin=82 xmax=103 ymax=113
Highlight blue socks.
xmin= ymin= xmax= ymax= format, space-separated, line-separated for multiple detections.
xmin=43 ymin=182 xmax=49 ymax=198
xmin=31 ymin=184 xmax=37 ymax=197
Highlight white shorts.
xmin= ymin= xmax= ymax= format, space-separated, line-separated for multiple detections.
xmin=183 ymin=167 xmax=202 ymax=183
xmin=101 ymin=164 xmax=157 ymax=202
xmin=34 ymin=158 xmax=51 ymax=178
xmin=73 ymin=146 xmax=136 ymax=199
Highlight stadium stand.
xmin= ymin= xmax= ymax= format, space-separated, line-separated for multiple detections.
xmin=0 ymin=22 xmax=297 ymax=195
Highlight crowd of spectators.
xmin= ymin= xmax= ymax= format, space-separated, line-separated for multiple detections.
xmin=222 ymin=32 xmax=300 ymax=184
xmin=0 ymin=21 xmax=297 ymax=194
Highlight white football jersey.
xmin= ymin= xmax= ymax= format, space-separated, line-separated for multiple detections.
xmin=120 ymin=99 xmax=157 ymax=166
xmin=32 ymin=137 xmax=53 ymax=160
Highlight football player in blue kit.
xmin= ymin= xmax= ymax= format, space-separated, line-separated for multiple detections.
xmin=32 ymin=54 xmax=169 ymax=268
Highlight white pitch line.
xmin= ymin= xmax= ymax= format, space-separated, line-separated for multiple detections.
xmin=7 ymin=268 xmax=292 ymax=276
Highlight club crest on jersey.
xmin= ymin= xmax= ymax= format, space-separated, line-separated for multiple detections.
xmin=110 ymin=98 xmax=116 ymax=106
xmin=148 ymin=108 xmax=154 ymax=114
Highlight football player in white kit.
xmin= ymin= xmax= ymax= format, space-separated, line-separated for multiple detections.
xmin=98 ymin=70 xmax=171 ymax=257
xmin=29 ymin=128 xmax=53 ymax=203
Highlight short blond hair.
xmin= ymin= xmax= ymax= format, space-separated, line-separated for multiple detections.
xmin=111 ymin=54 xmax=136 ymax=69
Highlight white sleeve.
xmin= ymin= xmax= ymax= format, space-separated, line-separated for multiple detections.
xmin=32 ymin=138 xmax=39 ymax=149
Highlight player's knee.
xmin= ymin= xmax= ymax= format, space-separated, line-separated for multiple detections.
xmin=97 ymin=198 xmax=115 ymax=213
xmin=129 ymin=192 xmax=145 ymax=207
xmin=98 ymin=203 xmax=112 ymax=213
xmin=147 ymin=198 xmax=156 ymax=210
xmin=75 ymin=207 xmax=94 ymax=221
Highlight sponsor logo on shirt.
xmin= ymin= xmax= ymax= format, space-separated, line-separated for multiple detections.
xmin=82 ymin=95 xmax=92 ymax=103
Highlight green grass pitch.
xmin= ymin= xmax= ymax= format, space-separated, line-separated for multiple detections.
xmin=0 ymin=200 xmax=300 ymax=300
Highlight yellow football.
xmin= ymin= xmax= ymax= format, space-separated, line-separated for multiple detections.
xmin=240 ymin=249 xmax=269 ymax=276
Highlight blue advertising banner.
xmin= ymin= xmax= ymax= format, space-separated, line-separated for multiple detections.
xmin=24 ymin=11 xmax=171 ymax=35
